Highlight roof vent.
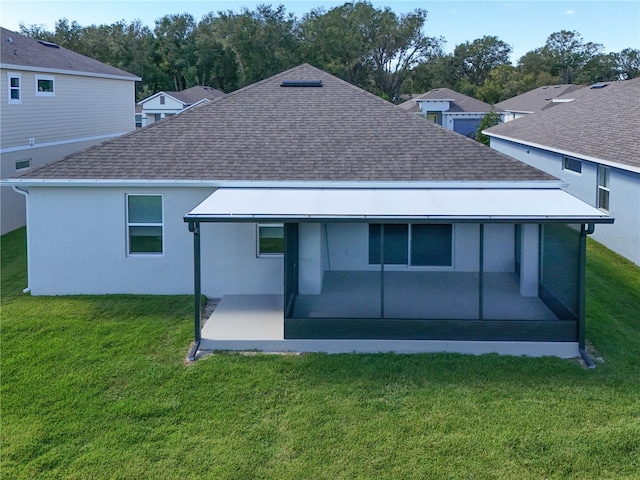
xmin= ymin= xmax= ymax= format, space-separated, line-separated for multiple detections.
xmin=590 ymin=83 xmax=608 ymax=89
xmin=5 ymin=37 xmax=13 ymax=44
xmin=554 ymin=85 xmax=561 ymax=88
xmin=37 ymin=40 xmax=60 ymax=48
xmin=281 ymin=80 xmax=322 ymax=88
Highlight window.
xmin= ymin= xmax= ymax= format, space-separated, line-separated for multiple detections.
xmin=597 ymin=165 xmax=610 ymax=212
xmin=562 ymin=155 xmax=582 ymax=174
xmin=126 ymin=195 xmax=163 ymax=254
xmin=257 ymin=224 xmax=284 ymax=256
xmin=369 ymin=224 xmax=453 ymax=267
xmin=15 ymin=158 xmax=31 ymax=170
xmin=160 ymin=95 xmax=165 ymax=105
xmin=7 ymin=73 xmax=21 ymax=103
xmin=35 ymin=75 xmax=55 ymax=96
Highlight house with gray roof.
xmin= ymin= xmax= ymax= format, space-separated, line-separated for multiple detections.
xmin=2 ymin=64 xmax=612 ymax=361
xmin=496 ymin=84 xmax=584 ymax=122
xmin=486 ymin=78 xmax=639 ymax=265
xmin=397 ymin=87 xmax=504 ymax=138
xmin=137 ymin=85 xmax=225 ymax=127
xmin=0 ymin=27 xmax=140 ymax=234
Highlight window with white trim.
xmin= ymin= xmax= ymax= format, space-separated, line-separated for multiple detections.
xmin=369 ymin=224 xmax=453 ymax=267
xmin=35 ymin=75 xmax=55 ymax=96
xmin=126 ymin=195 xmax=163 ymax=254
xmin=257 ymin=224 xmax=284 ymax=256
xmin=562 ymin=155 xmax=582 ymax=174
xmin=597 ymin=165 xmax=610 ymax=212
xmin=7 ymin=72 xmax=21 ymax=103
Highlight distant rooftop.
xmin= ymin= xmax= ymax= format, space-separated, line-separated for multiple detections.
xmin=486 ymin=78 xmax=640 ymax=171
xmin=398 ymin=88 xmax=499 ymax=114
xmin=0 ymin=27 xmax=140 ymax=80
xmin=496 ymin=84 xmax=584 ymax=114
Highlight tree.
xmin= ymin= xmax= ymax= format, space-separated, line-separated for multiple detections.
xmin=300 ymin=1 xmax=442 ymax=101
xmin=616 ymin=48 xmax=640 ymax=80
xmin=200 ymin=5 xmax=301 ymax=88
xmin=453 ymin=36 xmax=512 ymax=86
xmin=154 ymin=14 xmax=197 ymax=91
xmin=476 ymin=110 xmax=502 ymax=146
xmin=542 ymin=30 xmax=603 ymax=83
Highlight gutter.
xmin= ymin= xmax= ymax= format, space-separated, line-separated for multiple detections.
xmin=11 ymin=186 xmax=31 ymax=293
xmin=0 ymin=178 xmax=570 ymax=189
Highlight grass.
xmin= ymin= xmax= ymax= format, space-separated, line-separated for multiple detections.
xmin=2 ymin=227 xmax=639 ymax=479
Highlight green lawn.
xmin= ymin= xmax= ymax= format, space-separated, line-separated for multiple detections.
xmin=2 ymin=227 xmax=639 ymax=479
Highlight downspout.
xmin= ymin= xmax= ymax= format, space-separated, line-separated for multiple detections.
xmin=187 ymin=220 xmax=201 ymax=361
xmin=11 ymin=186 xmax=31 ymax=293
xmin=579 ymin=223 xmax=596 ymax=368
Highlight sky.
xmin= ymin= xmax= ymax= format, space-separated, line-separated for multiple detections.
xmin=1 ymin=1 xmax=638 ymax=62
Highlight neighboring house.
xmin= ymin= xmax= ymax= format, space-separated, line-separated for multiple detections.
xmin=485 ymin=78 xmax=640 ymax=265
xmin=496 ymin=84 xmax=584 ymax=122
xmin=397 ymin=88 xmax=504 ymax=138
xmin=2 ymin=65 xmax=611 ymax=361
xmin=0 ymin=27 xmax=140 ymax=234
xmin=137 ymin=85 xmax=225 ymax=127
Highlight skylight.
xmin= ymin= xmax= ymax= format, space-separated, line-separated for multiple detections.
xmin=281 ymin=80 xmax=322 ymax=88
xmin=37 ymin=40 xmax=60 ymax=48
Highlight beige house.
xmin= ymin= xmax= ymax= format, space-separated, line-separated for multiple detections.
xmin=0 ymin=27 xmax=140 ymax=234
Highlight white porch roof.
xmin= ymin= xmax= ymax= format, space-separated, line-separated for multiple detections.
xmin=185 ymin=188 xmax=613 ymax=223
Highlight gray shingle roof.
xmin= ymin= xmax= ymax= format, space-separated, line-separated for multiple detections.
xmin=17 ymin=64 xmax=554 ymax=182
xmin=398 ymin=88 xmax=500 ymax=114
xmin=486 ymin=78 xmax=640 ymax=169
xmin=1 ymin=27 xmax=139 ymax=80
xmin=495 ymin=84 xmax=584 ymax=113
xmin=169 ymin=85 xmax=225 ymax=104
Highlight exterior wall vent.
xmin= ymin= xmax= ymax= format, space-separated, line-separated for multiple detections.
xmin=281 ymin=80 xmax=323 ymax=87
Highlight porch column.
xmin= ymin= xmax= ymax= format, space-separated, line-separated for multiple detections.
xmin=520 ymin=224 xmax=540 ymax=297
xmin=188 ymin=221 xmax=201 ymax=347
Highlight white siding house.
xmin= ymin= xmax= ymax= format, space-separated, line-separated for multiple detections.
xmin=486 ymin=79 xmax=640 ymax=265
xmin=137 ymin=86 xmax=225 ymax=127
xmin=2 ymin=65 xmax=612 ymax=360
xmin=0 ymin=27 xmax=140 ymax=234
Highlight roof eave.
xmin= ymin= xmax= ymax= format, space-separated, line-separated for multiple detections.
xmin=0 ymin=178 xmax=569 ymax=189
xmin=485 ymin=132 xmax=640 ymax=174
xmin=1 ymin=63 xmax=141 ymax=81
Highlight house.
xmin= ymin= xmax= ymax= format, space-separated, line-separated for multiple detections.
xmin=397 ymin=88 xmax=504 ymax=138
xmin=2 ymin=65 xmax=612 ymax=361
xmin=495 ymin=84 xmax=584 ymax=122
xmin=485 ymin=78 xmax=639 ymax=265
xmin=137 ymin=85 xmax=225 ymax=127
xmin=0 ymin=27 xmax=140 ymax=234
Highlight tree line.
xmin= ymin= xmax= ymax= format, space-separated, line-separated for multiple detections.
xmin=19 ymin=2 xmax=640 ymax=103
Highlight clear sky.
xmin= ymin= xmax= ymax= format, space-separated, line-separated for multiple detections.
xmin=1 ymin=1 xmax=638 ymax=62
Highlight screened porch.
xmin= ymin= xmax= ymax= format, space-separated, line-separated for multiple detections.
xmin=282 ymin=222 xmax=582 ymax=341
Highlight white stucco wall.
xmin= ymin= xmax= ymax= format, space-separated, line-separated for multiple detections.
xmin=26 ymin=187 xmax=283 ymax=296
xmin=490 ymin=137 xmax=640 ymax=265
xmin=25 ymin=187 xmax=540 ymax=296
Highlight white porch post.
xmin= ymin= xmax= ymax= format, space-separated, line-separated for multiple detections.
xmin=520 ymin=224 xmax=540 ymax=297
